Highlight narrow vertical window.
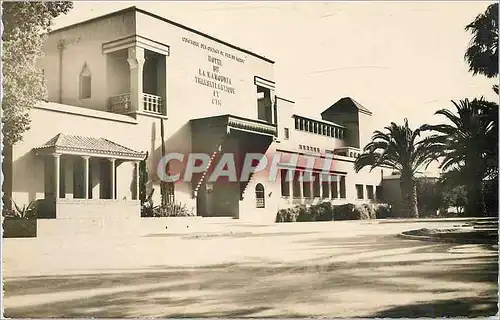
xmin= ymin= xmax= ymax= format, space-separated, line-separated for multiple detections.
xmin=255 ymin=183 xmax=265 ymax=208
xmin=340 ymin=176 xmax=346 ymax=198
xmin=356 ymin=184 xmax=364 ymax=199
xmin=79 ymin=63 xmax=91 ymax=99
xmin=280 ymin=170 xmax=290 ymax=197
xmin=284 ymin=128 xmax=290 ymax=140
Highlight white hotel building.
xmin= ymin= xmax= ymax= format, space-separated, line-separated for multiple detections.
xmin=9 ymin=7 xmax=389 ymax=227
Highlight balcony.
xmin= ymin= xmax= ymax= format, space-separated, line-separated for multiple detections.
xmin=109 ymin=93 xmax=164 ymax=116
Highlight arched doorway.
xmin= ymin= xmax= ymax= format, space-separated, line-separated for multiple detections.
xmin=255 ymin=183 xmax=265 ymax=208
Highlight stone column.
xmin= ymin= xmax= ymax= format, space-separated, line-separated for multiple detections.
xmin=109 ymin=158 xmax=116 ymax=199
xmin=53 ymin=154 xmax=61 ymax=199
xmin=82 ymin=156 xmax=90 ymax=199
xmin=127 ymin=47 xmax=146 ymax=113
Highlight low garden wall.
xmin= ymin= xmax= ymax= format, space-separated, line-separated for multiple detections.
xmin=2 ymin=219 xmax=37 ymax=238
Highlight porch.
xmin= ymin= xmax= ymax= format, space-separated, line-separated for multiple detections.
xmin=190 ymin=114 xmax=277 ymax=218
xmin=34 ymin=133 xmax=147 ymax=219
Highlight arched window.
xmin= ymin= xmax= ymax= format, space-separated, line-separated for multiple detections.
xmin=79 ymin=63 xmax=92 ymax=99
xmin=255 ymin=183 xmax=265 ymax=208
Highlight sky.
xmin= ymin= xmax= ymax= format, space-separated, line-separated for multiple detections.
xmin=52 ymin=1 xmax=497 ymax=174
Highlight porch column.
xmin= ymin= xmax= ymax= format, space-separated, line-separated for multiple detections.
xmin=127 ymin=47 xmax=145 ymax=113
xmin=135 ymin=161 xmax=140 ymax=200
xmin=82 ymin=156 xmax=90 ymax=199
xmin=109 ymin=158 xmax=116 ymax=199
xmin=53 ymin=154 xmax=61 ymax=199
xmin=287 ymin=169 xmax=293 ymax=198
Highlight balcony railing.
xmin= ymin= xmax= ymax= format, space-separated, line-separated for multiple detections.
xmin=142 ymin=93 xmax=163 ymax=115
xmin=108 ymin=93 xmax=164 ymax=115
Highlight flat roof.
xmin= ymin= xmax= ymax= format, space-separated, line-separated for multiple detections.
xmin=49 ymin=6 xmax=274 ymax=64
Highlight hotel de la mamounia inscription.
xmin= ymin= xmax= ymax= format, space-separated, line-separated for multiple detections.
xmin=182 ymin=37 xmax=245 ymax=107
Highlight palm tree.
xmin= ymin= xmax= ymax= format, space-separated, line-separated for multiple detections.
xmin=465 ymin=3 xmax=498 ymax=79
xmin=420 ymin=98 xmax=498 ymax=217
xmin=354 ymin=119 xmax=436 ymax=218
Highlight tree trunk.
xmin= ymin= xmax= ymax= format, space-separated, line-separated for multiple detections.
xmin=464 ymin=163 xmax=485 ymax=217
xmin=400 ymin=174 xmax=419 ymax=218
xmin=2 ymin=142 xmax=13 ymax=211
xmin=465 ymin=178 xmax=484 ymax=217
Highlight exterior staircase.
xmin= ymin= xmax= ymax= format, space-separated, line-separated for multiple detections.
xmin=193 ymin=137 xmax=227 ymax=197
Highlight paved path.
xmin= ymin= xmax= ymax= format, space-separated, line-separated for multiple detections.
xmin=2 ymin=219 xmax=498 ymax=317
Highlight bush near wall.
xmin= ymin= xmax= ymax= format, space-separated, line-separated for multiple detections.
xmin=142 ymin=201 xmax=196 ymax=217
xmin=2 ymin=200 xmax=39 ymax=238
xmin=276 ymin=202 xmax=392 ymax=222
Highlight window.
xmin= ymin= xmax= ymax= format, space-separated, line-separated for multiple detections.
xmin=313 ymin=172 xmax=320 ymax=197
xmin=376 ymin=185 xmax=382 ymax=200
xmin=257 ymin=86 xmax=272 ymax=123
xmin=292 ymin=171 xmax=301 ymax=198
xmin=295 ymin=118 xmax=299 ymax=129
xmin=255 ymin=183 xmax=265 ymax=208
xmin=356 ymin=184 xmax=364 ymax=199
xmin=284 ymin=128 xmax=290 ymax=140
xmin=280 ymin=170 xmax=290 ymax=197
xmin=321 ymin=174 xmax=330 ymax=198
xmin=339 ymin=176 xmax=346 ymax=198
xmin=79 ymin=63 xmax=92 ymax=99
xmin=331 ymin=176 xmax=339 ymax=199
xmin=366 ymin=185 xmax=374 ymax=200
xmin=302 ymin=172 xmax=311 ymax=198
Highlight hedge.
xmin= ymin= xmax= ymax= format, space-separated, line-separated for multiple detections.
xmin=276 ymin=202 xmax=393 ymax=222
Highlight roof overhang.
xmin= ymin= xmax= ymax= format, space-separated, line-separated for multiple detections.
xmin=35 ymin=146 xmax=146 ymax=161
xmin=34 ymin=134 xmax=147 ymax=161
xmin=191 ymin=114 xmax=278 ymax=137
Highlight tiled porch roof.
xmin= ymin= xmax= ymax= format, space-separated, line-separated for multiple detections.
xmin=34 ymin=133 xmax=147 ymax=160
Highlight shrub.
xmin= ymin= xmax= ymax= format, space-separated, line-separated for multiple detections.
xmin=314 ymin=202 xmax=335 ymax=221
xmin=297 ymin=204 xmax=313 ymax=222
xmin=276 ymin=206 xmax=302 ymax=222
xmin=143 ymin=202 xmax=196 ymax=217
xmin=333 ymin=203 xmax=372 ymax=220
xmin=276 ymin=209 xmax=287 ymax=222
xmin=2 ymin=200 xmax=38 ymax=220
xmin=373 ymin=203 xmax=393 ymax=219
xmin=362 ymin=203 xmax=377 ymax=219
xmin=276 ymin=202 xmax=392 ymax=222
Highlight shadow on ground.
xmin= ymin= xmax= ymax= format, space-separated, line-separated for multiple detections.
xmin=4 ymin=233 xmax=498 ymax=318
xmin=371 ymin=295 xmax=498 ymax=318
